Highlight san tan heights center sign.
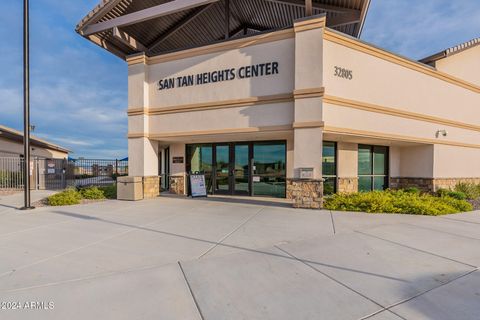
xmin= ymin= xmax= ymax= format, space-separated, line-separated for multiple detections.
xmin=158 ymin=61 xmax=280 ymax=90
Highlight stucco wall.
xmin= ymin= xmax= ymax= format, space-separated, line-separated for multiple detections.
xmin=399 ymin=145 xmax=434 ymax=178
xmin=128 ymin=137 xmax=158 ymax=176
xmin=434 ymin=144 xmax=480 ymax=178
xmin=323 ymin=38 xmax=480 ymax=126
xmin=148 ymin=102 xmax=294 ymax=134
xmin=146 ymin=38 xmax=295 ymax=108
xmin=435 ymin=45 xmax=480 ymax=86
xmin=323 ymin=104 xmax=480 ymax=147
xmin=337 ymin=142 xmax=357 ymax=178
xmin=0 ymin=137 xmax=68 ymax=159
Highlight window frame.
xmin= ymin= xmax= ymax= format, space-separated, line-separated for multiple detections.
xmin=322 ymin=141 xmax=338 ymax=195
xmin=358 ymin=144 xmax=389 ymax=192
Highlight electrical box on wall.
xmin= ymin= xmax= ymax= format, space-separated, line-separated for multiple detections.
xmin=299 ymin=168 xmax=314 ymax=179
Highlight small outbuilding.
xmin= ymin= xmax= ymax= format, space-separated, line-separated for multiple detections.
xmin=0 ymin=124 xmax=69 ymax=159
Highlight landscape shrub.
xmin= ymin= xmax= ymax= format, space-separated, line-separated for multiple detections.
xmin=47 ymin=188 xmax=82 ymax=206
xmin=99 ymin=185 xmax=117 ymax=199
xmin=47 ymin=185 xmax=117 ymax=206
xmin=445 ymin=191 xmax=467 ymax=201
xmin=325 ymin=190 xmax=473 ymax=215
xmin=454 ymin=183 xmax=480 ymax=200
xmin=403 ymin=187 xmax=421 ymax=195
xmin=436 ymin=188 xmax=450 ymax=197
xmin=79 ymin=186 xmax=105 ymax=200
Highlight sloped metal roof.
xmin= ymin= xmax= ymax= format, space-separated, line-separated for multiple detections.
xmin=77 ymin=0 xmax=371 ymax=59
xmin=0 ymin=125 xmax=70 ymax=154
xmin=420 ymin=37 xmax=480 ymax=66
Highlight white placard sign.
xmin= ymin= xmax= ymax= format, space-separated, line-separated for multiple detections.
xmin=190 ymin=173 xmax=207 ymax=198
xmin=299 ymin=168 xmax=314 ymax=179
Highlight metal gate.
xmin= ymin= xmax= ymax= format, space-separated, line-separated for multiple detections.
xmin=0 ymin=157 xmax=128 ymax=191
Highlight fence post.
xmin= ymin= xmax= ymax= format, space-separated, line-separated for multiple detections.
xmin=115 ymin=159 xmax=119 ymax=176
xmin=62 ymin=158 xmax=66 ymax=189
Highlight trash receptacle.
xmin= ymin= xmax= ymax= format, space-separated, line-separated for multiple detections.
xmin=117 ymin=176 xmax=143 ymax=201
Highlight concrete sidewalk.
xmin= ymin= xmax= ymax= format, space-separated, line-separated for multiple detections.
xmin=0 ymin=196 xmax=478 ymax=319
xmin=0 ymin=190 xmax=55 ymax=213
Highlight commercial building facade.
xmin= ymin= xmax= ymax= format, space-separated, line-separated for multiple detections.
xmin=78 ymin=0 xmax=480 ymax=208
xmin=0 ymin=124 xmax=69 ymax=159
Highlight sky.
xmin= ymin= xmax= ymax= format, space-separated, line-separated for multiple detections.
xmin=0 ymin=0 xmax=479 ymax=159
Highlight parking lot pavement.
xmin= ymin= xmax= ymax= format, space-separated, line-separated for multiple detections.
xmin=0 ymin=196 xmax=479 ymax=320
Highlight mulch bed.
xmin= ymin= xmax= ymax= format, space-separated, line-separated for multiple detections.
xmin=468 ymin=199 xmax=480 ymax=211
xmin=32 ymin=198 xmax=107 ymax=208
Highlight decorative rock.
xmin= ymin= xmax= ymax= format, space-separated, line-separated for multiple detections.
xmin=287 ymin=179 xmax=323 ymax=209
xmin=170 ymin=175 xmax=185 ymax=195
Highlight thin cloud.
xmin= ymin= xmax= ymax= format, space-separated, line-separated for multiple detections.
xmin=362 ymin=0 xmax=480 ymax=59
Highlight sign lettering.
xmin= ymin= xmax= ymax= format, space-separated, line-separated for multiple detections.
xmin=158 ymin=61 xmax=280 ymax=90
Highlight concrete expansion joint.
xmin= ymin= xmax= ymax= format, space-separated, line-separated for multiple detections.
xmin=376 ymin=267 xmax=479 ymax=319
xmin=329 ymin=210 xmax=336 ymax=235
xmin=178 ymin=261 xmax=205 ymax=320
xmin=274 ymin=245 xmax=391 ymax=316
xmin=355 ymin=230 xmax=478 ymax=269
xmin=197 ymin=207 xmax=265 ymax=259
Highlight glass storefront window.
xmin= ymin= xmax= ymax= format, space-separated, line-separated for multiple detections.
xmin=186 ymin=141 xmax=286 ymax=198
xmin=358 ymin=145 xmax=373 ymax=175
xmin=186 ymin=144 xmax=213 ymax=193
xmin=253 ymin=142 xmax=286 ymax=198
xmin=322 ymin=142 xmax=337 ymax=195
xmin=358 ymin=145 xmax=389 ymax=192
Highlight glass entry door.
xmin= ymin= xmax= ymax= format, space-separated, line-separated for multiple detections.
xmin=233 ymin=144 xmax=250 ymax=195
xmin=186 ymin=141 xmax=286 ymax=198
xmin=214 ymin=144 xmax=250 ymax=195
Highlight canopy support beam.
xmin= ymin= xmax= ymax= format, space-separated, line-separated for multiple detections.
xmin=81 ymin=0 xmax=220 ymax=36
xmin=113 ymin=27 xmax=146 ymax=52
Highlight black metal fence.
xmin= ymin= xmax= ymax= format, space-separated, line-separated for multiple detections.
xmin=0 ymin=157 xmax=128 ymax=190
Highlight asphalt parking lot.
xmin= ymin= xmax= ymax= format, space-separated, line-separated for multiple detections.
xmin=0 ymin=193 xmax=479 ymax=320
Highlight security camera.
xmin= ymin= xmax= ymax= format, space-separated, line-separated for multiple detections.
xmin=436 ymin=130 xmax=448 ymax=138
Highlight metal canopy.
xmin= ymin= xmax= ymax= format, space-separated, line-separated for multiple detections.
xmin=77 ymin=0 xmax=371 ymax=59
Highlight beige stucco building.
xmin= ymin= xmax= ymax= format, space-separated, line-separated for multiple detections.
xmin=78 ymin=0 xmax=480 ymax=207
xmin=0 ymin=125 xmax=69 ymax=159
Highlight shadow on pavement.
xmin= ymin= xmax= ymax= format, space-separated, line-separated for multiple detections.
xmin=51 ymin=209 xmax=406 ymax=283
xmin=160 ymin=193 xmax=293 ymax=209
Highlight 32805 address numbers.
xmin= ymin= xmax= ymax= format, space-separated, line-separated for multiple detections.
xmin=334 ymin=66 xmax=353 ymax=80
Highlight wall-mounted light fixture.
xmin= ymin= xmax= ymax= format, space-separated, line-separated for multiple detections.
xmin=435 ymin=129 xmax=448 ymax=138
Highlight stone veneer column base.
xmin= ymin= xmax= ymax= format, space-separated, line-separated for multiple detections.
xmin=433 ymin=178 xmax=480 ymax=191
xmin=390 ymin=178 xmax=434 ymax=192
xmin=391 ymin=177 xmax=480 ymax=192
xmin=169 ymin=175 xmax=185 ymax=195
xmin=287 ymin=179 xmax=323 ymax=209
xmin=143 ymin=176 xmax=160 ymax=199
xmin=337 ymin=177 xmax=358 ymax=193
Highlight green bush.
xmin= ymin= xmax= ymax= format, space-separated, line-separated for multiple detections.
xmin=325 ymin=190 xmax=473 ymax=216
xmin=454 ymin=183 xmax=480 ymax=200
xmin=445 ymin=191 xmax=467 ymax=200
xmin=99 ymin=185 xmax=117 ymax=199
xmin=48 ymin=188 xmax=82 ymax=206
xmin=436 ymin=188 xmax=450 ymax=197
xmin=403 ymin=187 xmax=421 ymax=195
xmin=79 ymin=186 xmax=105 ymax=200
